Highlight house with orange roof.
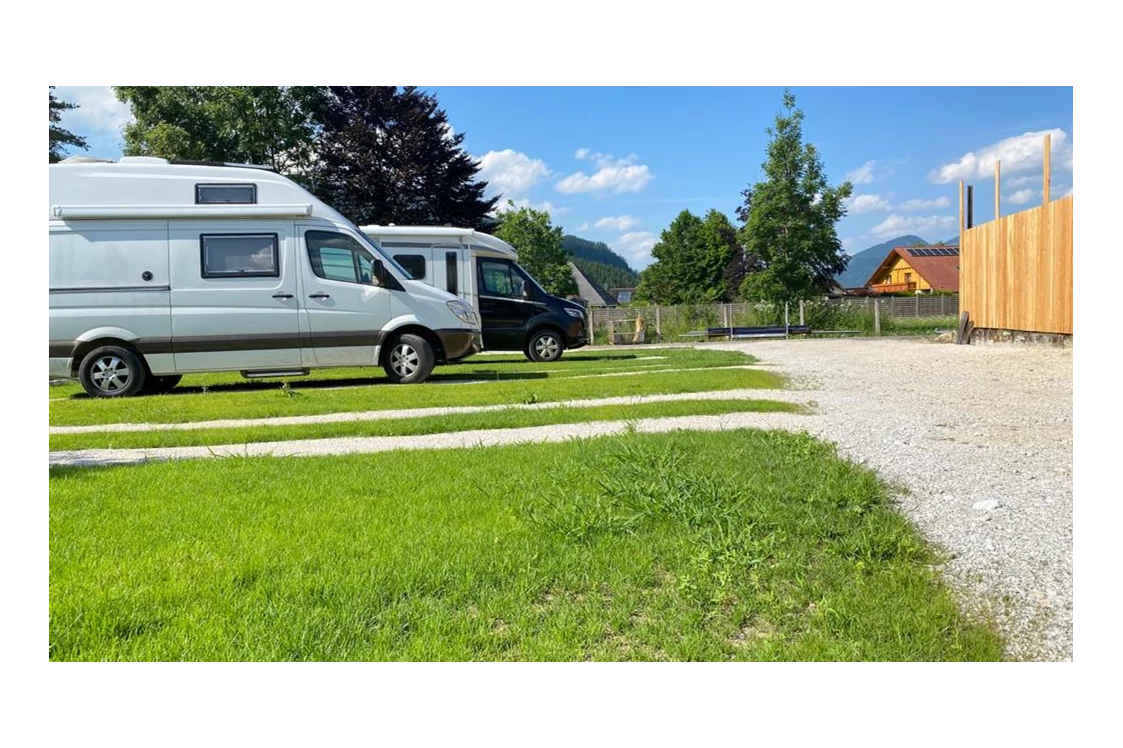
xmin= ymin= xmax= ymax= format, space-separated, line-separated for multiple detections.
xmin=865 ymin=246 xmax=960 ymax=294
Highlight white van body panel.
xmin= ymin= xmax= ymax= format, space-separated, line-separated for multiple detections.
xmin=50 ymin=160 xmax=480 ymax=387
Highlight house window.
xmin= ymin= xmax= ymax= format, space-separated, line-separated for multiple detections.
xmin=200 ymin=234 xmax=279 ymax=278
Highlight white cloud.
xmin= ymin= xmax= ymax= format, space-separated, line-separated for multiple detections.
xmin=846 ymin=160 xmax=877 ymax=184
xmin=613 ymin=231 xmax=658 ymax=267
xmin=846 ymin=194 xmax=892 ymax=214
xmin=928 ymin=128 xmax=1073 ymax=184
xmin=494 ymin=198 xmax=568 ymax=217
xmin=576 ymin=222 xmax=590 ymax=231
xmin=898 ymin=196 xmax=950 ymax=211
xmin=556 ymin=151 xmax=654 ymax=194
xmin=476 ymin=149 xmax=550 ymax=200
xmin=1007 ymin=189 xmax=1036 ymax=205
xmin=840 ymin=236 xmax=857 ymax=251
xmin=1006 ymin=175 xmax=1039 ymax=188
xmin=870 ymin=214 xmax=956 ymax=241
xmin=52 ymin=86 xmax=133 ymax=133
xmin=594 ymin=215 xmax=641 ymax=231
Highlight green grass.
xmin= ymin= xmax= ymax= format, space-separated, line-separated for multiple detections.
xmin=50 ymin=398 xmax=804 ymax=452
xmin=50 ymin=353 xmax=782 ymax=428
xmin=48 ymin=347 xmax=752 ymax=400
xmin=50 ymin=429 xmax=1003 ymax=661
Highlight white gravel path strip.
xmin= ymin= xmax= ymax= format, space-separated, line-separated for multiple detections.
xmin=50 ymin=387 xmax=803 ymax=434
xmin=706 ymin=338 xmax=1073 ymax=662
xmin=49 ymin=410 xmax=808 ymax=466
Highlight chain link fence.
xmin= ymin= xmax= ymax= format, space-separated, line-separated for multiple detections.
xmin=587 ymin=295 xmax=960 ymax=343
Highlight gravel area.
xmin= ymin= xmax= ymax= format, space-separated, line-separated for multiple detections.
xmin=709 ymin=338 xmax=1073 ymax=662
xmin=48 ymin=337 xmax=1073 ymax=660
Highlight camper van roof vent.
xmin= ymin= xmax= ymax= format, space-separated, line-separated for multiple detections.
xmin=118 ymin=156 xmax=170 ymax=165
xmin=170 ymin=159 xmax=277 ymax=172
xmin=57 ymin=156 xmax=115 ymax=165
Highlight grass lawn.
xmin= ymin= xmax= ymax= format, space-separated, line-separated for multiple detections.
xmin=50 ymin=350 xmax=782 ymax=428
xmin=50 ymin=429 xmax=1003 ymax=661
xmin=50 ymin=398 xmax=804 ymax=452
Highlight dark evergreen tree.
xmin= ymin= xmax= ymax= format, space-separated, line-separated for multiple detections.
xmin=49 ymin=87 xmax=88 ymax=163
xmin=307 ymin=87 xmax=497 ymax=228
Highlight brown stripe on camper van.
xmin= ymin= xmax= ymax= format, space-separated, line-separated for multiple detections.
xmin=49 ymin=341 xmax=76 ymax=358
xmin=51 ymin=331 xmax=385 ymax=358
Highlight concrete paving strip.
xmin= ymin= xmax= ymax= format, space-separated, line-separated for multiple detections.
xmin=48 ymin=411 xmax=813 ymax=468
xmin=50 ymin=387 xmax=806 ymax=435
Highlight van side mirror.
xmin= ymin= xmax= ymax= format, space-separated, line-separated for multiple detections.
xmin=373 ymin=259 xmax=386 ymax=286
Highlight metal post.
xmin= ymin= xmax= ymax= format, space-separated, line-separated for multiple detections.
xmin=784 ymin=302 xmax=790 ymax=338
xmin=967 ymin=185 xmax=974 ymax=228
xmin=873 ymin=298 xmax=881 ymax=336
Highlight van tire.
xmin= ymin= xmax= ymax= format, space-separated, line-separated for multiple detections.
xmin=525 ymin=329 xmax=565 ymax=363
xmin=143 ymin=374 xmax=183 ymax=395
xmin=78 ymin=345 xmax=148 ymax=398
xmin=383 ymin=334 xmax=435 ymax=384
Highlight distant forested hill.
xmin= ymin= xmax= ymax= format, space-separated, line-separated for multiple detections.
xmin=563 ymin=235 xmax=639 ymax=289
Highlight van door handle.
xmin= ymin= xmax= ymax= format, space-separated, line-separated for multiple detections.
xmin=308 ymin=293 xmax=331 ymax=299
xmin=272 ymin=293 xmax=295 ymax=299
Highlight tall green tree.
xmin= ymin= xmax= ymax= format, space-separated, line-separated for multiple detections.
xmin=737 ymin=90 xmax=852 ymax=303
xmin=114 ymin=86 xmax=316 ymax=175
xmin=493 ymin=203 xmax=577 ymax=297
xmin=634 ymin=209 xmax=739 ymax=304
xmin=49 ymin=87 xmax=88 ymax=163
xmin=305 ymin=86 xmax=497 ymax=228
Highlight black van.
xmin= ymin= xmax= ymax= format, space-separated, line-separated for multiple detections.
xmin=476 ymin=256 xmax=588 ymax=362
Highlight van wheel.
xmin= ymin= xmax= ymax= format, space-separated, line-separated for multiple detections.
xmin=525 ymin=329 xmax=565 ymax=363
xmin=143 ymin=374 xmax=182 ymax=395
xmin=78 ymin=345 xmax=147 ymax=398
xmin=383 ymin=334 xmax=435 ymax=384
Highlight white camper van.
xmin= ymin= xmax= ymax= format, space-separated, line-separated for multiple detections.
xmin=360 ymin=225 xmax=588 ymax=362
xmin=49 ymin=157 xmax=481 ymax=397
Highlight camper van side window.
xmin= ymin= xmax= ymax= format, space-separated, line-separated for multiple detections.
xmin=196 ymin=183 xmax=257 ymax=204
xmin=200 ymin=234 xmax=279 ymax=278
xmin=446 ymin=252 xmax=458 ymax=295
xmin=479 ymin=260 xmax=520 ymax=298
xmin=393 ymin=254 xmax=427 ymax=280
xmin=306 ymin=230 xmax=376 ymax=285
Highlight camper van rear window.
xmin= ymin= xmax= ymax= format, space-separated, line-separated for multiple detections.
xmin=201 ymin=234 xmax=279 ymax=278
xmin=195 ymin=183 xmax=257 ymax=204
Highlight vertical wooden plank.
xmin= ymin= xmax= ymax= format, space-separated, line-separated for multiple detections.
xmin=1043 ymin=133 xmax=1052 ymax=205
xmin=995 ymin=160 xmax=1001 ymax=220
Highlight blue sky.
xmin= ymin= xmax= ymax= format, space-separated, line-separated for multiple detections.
xmin=53 ymin=86 xmax=1073 ymax=270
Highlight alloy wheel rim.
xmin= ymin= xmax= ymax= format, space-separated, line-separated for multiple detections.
xmin=535 ymin=336 xmax=559 ymax=358
xmin=91 ymin=356 xmax=132 ymax=392
xmin=390 ymin=344 xmax=419 ymax=377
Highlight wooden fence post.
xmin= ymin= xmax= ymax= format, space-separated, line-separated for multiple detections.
xmin=873 ymin=299 xmax=881 ymax=336
xmin=799 ymin=300 xmax=805 ymax=326
xmin=995 ymin=159 xmax=1001 ymax=220
xmin=655 ymin=305 xmax=662 ymax=342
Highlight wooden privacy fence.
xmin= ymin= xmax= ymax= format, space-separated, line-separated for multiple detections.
xmin=960 ymin=195 xmax=1073 ymax=335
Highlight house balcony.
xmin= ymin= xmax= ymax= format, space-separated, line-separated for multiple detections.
xmin=870 ymin=282 xmax=917 ymax=294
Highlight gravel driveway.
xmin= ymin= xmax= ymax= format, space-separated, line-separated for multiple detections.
xmin=711 ymin=337 xmax=1073 ymax=662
